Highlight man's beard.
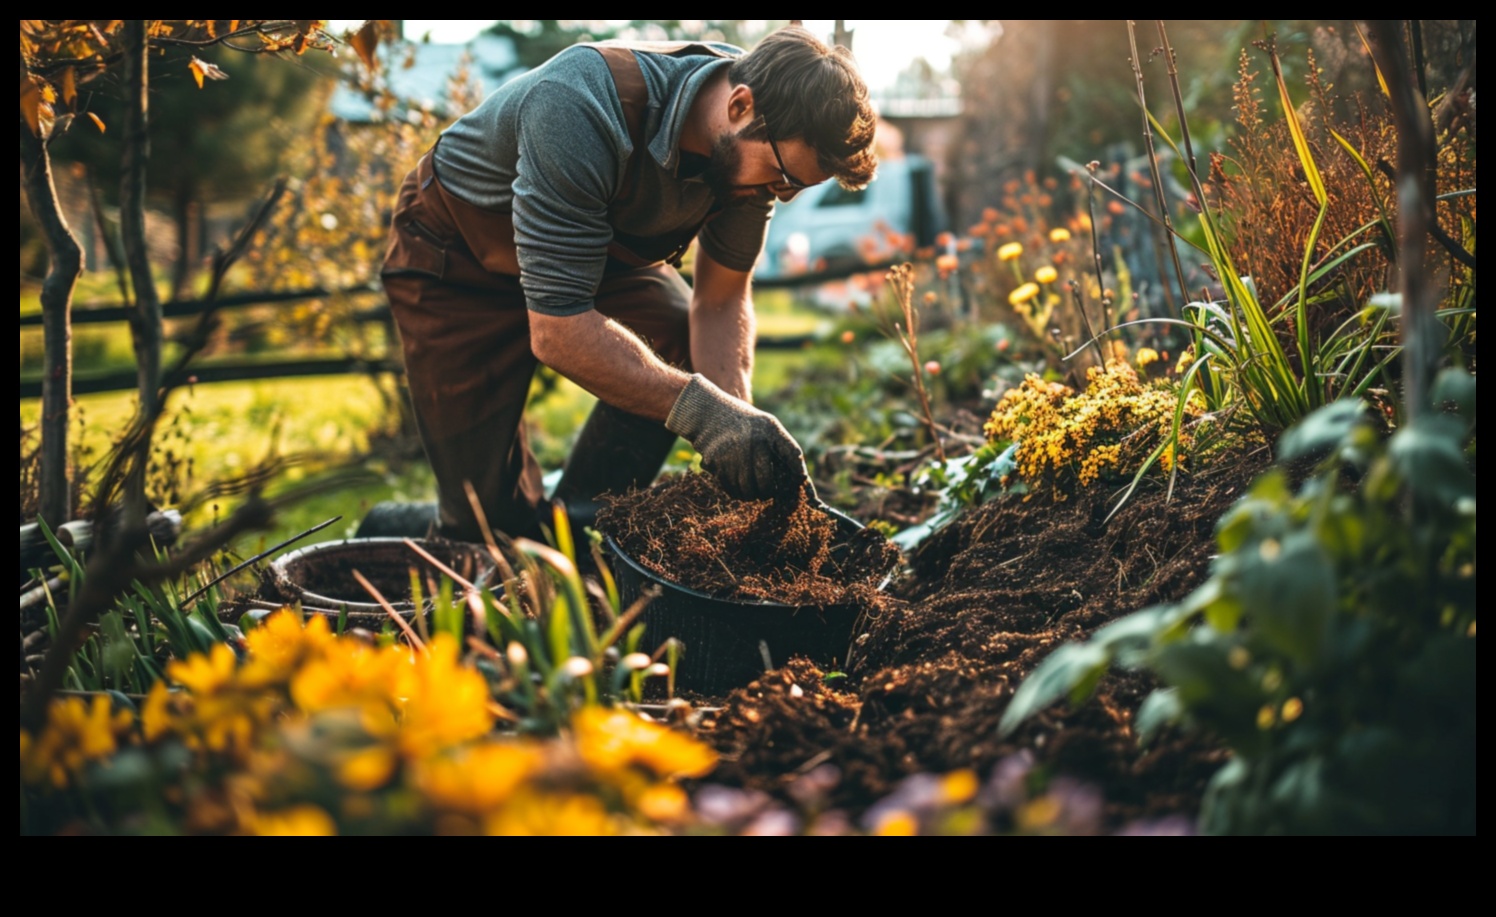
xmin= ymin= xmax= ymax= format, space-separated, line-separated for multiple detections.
xmin=700 ymin=129 xmax=766 ymax=205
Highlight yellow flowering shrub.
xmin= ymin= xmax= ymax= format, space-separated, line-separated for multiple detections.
xmin=21 ymin=610 xmax=718 ymax=836
xmin=983 ymin=360 xmax=1206 ymax=499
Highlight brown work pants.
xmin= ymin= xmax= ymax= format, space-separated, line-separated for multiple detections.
xmin=381 ymin=151 xmax=692 ymax=542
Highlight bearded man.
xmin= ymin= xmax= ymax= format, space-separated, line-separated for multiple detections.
xmin=381 ymin=27 xmax=877 ymax=541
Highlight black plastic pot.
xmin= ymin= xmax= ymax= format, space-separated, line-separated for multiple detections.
xmin=267 ymin=537 xmax=495 ymax=620
xmin=604 ymin=509 xmax=893 ymax=696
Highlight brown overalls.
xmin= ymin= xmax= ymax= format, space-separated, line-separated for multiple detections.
xmin=380 ymin=42 xmax=732 ymax=542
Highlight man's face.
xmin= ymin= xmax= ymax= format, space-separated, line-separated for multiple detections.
xmin=700 ymin=127 xmax=766 ymax=205
xmin=701 ymin=125 xmax=828 ymax=205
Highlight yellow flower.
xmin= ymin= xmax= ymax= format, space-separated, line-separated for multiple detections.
xmin=1049 ymin=227 xmax=1072 ymax=243
xmin=938 ymin=769 xmax=980 ymax=805
xmin=337 ymin=746 xmax=398 ymax=791
xmin=1135 ymin=347 xmax=1160 ymax=369
xmin=241 ymin=609 xmax=334 ymax=685
xmin=1034 ymin=265 xmax=1058 ymax=284
xmin=250 ymin=804 xmax=338 ymax=836
xmin=633 ymin=782 xmax=692 ymax=824
xmin=1017 ymin=796 xmax=1062 ymax=831
xmin=395 ymin=634 xmax=494 ymax=757
xmin=572 ymin=707 xmax=717 ymax=780
xmin=141 ymin=680 xmax=175 ymax=743
xmin=871 ymin=810 xmax=920 ymax=836
xmin=167 ymin=642 xmax=239 ymax=696
xmin=997 ymin=241 xmax=1023 ymax=261
xmin=484 ymin=791 xmax=624 ymax=837
xmin=20 ymin=695 xmax=133 ymax=788
xmin=415 ymin=742 xmax=545 ymax=814
xmin=1008 ymin=282 xmax=1040 ymax=306
xmin=291 ymin=639 xmax=410 ymax=720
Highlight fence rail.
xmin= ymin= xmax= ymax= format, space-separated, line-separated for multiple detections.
xmin=20 ymin=263 xmax=875 ymax=398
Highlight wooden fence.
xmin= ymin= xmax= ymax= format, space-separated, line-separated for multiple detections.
xmin=18 ymin=263 xmax=888 ymax=399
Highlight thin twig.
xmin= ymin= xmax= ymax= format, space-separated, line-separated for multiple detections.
xmin=1126 ymin=20 xmax=1192 ymax=309
xmin=351 ymin=569 xmax=426 ymax=652
xmin=402 ymin=537 xmax=475 ymax=593
xmin=179 ymin=515 xmax=341 ymax=611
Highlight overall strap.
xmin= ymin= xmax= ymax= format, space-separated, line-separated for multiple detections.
xmin=586 ymin=42 xmax=736 ymax=269
xmin=589 ymin=45 xmax=651 ymax=209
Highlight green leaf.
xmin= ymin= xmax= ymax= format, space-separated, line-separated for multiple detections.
xmin=1090 ymin=606 xmax=1174 ymax=652
xmin=1388 ymin=417 xmax=1476 ymax=506
xmin=1430 ymin=368 xmax=1475 ymax=424
xmin=1149 ymin=641 xmax=1262 ymax=744
xmin=1278 ymin=400 xmax=1368 ymax=462
xmin=998 ymin=642 xmax=1110 ymax=736
xmin=1135 ymin=687 xmax=1183 ymax=745
xmin=1271 ymin=50 xmax=1326 ymax=207
xmin=1236 ymin=530 xmax=1336 ymax=666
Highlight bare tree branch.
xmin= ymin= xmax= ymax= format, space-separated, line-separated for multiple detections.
xmin=19 ymin=51 xmax=82 ymax=529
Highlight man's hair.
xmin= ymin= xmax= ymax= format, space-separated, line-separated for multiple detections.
xmin=729 ymin=27 xmax=877 ymax=190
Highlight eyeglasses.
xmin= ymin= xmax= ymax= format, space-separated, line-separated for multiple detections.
xmin=766 ymin=131 xmax=812 ymax=199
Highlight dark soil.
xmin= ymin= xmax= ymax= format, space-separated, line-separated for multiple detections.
xmin=701 ymin=453 xmax=1271 ymax=827
xmin=597 ymin=474 xmax=900 ymax=606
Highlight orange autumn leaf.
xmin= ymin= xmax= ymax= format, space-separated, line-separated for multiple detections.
xmin=59 ymin=67 xmax=76 ymax=108
xmin=349 ymin=21 xmax=381 ymax=73
xmin=188 ymin=56 xmax=229 ymax=89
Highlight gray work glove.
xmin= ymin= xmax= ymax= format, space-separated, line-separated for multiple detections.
xmin=665 ymin=374 xmax=811 ymax=501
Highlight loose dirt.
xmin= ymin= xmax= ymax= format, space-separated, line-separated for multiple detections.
xmin=597 ymin=474 xmax=900 ymax=606
xmin=701 ymin=453 xmax=1271 ymax=826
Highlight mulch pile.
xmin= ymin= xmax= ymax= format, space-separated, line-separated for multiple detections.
xmin=701 ymin=454 xmax=1271 ymax=826
xmin=597 ymin=474 xmax=900 ymax=606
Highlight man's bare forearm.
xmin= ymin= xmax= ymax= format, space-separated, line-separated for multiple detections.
xmin=689 ymin=250 xmax=755 ymax=402
xmin=529 ymin=310 xmax=689 ymax=421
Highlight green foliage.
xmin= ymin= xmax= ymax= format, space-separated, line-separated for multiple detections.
xmin=1152 ymin=38 xmax=1476 ymax=435
xmin=454 ymin=507 xmax=677 ymax=735
xmin=34 ymin=521 xmax=238 ymax=696
xmin=1000 ymin=379 xmax=1477 ymax=834
xmin=893 ymin=441 xmax=1017 ymax=551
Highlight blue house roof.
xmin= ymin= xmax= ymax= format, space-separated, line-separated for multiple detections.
xmin=330 ymin=33 xmax=524 ymax=122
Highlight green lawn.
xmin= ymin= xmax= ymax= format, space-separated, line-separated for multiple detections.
xmin=20 ymin=285 xmax=841 ymax=558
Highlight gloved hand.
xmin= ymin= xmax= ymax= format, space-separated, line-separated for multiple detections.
xmin=665 ymin=374 xmax=811 ymax=501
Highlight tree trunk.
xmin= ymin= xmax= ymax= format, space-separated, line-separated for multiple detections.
xmin=19 ymin=55 xmax=82 ymax=528
xmin=170 ymin=182 xmax=201 ymax=300
xmin=120 ymin=20 xmax=162 ymax=422
xmin=833 ymin=20 xmax=853 ymax=51
xmin=1367 ymin=20 xmax=1439 ymax=420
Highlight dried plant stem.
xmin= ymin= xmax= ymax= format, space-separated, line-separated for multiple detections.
xmin=1125 ymin=20 xmax=1191 ymax=309
xmin=352 ymin=569 xmax=426 ymax=652
xmin=885 ymin=265 xmax=946 ymax=461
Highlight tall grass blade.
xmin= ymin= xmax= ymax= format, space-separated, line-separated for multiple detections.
xmin=1269 ymin=46 xmax=1327 ymax=207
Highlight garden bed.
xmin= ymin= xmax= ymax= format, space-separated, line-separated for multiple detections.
xmin=702 ymin=452 xmax=1270 ymax=826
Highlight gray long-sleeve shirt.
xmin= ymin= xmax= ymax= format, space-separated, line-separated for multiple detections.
xmin=434 ymin=43 xmax=773 ymax=316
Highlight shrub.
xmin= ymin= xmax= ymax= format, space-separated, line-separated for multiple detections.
xmin=982 ymin=358 xmax=1213 ymax=500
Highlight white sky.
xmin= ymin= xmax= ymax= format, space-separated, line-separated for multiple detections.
xmin=340 ymin=20 xmax=965 ymax=91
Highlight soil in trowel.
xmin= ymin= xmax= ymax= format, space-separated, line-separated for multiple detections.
xmin=597 ymin=473 xmax=900 ymax=606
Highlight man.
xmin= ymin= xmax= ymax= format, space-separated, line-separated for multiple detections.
xmin=381 ymin=27 xmax=877 ymax=542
